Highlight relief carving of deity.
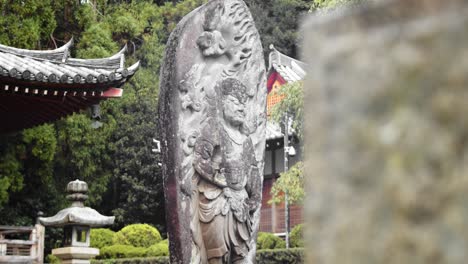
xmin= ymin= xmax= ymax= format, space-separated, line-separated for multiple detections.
xmin=158 ymin=1 xmax=266 ymax=263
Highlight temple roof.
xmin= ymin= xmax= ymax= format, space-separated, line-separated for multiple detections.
xmin=0 ymin=38 xmax=139 ymax=87
xmin=268 ymin=45 xmax=307 ymax=83
xmin=0 ymin=39 xmax=139 ymax=133
xmin=265 ymin=46 xmax=305 ymax=142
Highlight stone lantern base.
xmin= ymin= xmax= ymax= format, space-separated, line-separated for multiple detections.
xmin=52 ymin=247 xmax=99 ymax=264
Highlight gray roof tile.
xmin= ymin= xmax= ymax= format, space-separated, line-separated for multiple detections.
xmin=0 ymin=39 xmax=139 ymax=87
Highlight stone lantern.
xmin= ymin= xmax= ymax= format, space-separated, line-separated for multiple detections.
xmin=39 ymin=180 xmax=114 ymax=264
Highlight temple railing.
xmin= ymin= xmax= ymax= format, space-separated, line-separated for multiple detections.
xmin=0 ymin=225 xmax=44 ymax=264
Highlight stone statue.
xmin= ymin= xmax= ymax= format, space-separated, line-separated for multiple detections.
xmin=158 ymin=0 xmax=266 ymax=263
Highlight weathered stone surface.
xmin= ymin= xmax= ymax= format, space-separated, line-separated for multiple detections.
xmin=303 ymin=0 xmax=468 ymax=263
xmin=52 ymin=247 xmax=99 ymax=264
xmin=158 ymin=0 xmax=266 ymax=263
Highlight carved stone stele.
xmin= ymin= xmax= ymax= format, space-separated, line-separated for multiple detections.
xmin=158 ymin=0 xmax=266 ymax=263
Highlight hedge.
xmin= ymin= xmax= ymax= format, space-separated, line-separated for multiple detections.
xmin=91 ymin=248 xmax=304 ymax=264
xmin=146 ymin=243 xmax=169 ymax=257
xmin=99 ymin=245 xmax=149 ymax=259
xmin=290 ymin=224 xmax=304 ymax=248
xmin=91 ymin=228 xmax=116 ymax=249
xmin=91 ymin=257 xmax=169 ymax=264
xmin=113 ymin=224 xmax=162 ymax=248
xmin=45 ymin=254 xmax=61 ymax=264
xmin=257 ymin=232 xmax=286 ymax=250
xmin=256 ymin=248 xmax=304 ymax=264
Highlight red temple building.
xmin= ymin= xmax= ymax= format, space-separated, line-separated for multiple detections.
xmin=0 ymin=39 xmax=139 ymax=133
xmin=259 ymin=45 xmax=307 ymax=235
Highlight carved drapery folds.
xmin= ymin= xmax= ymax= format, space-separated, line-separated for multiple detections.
xmin=159 ymin=0 xmax=266 ymax=263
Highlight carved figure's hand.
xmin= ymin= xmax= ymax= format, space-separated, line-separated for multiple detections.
xmin=213 ymin=170 xmax=227 ymax=187
xmin=223 ymin=188 xmax=233 ymax=198
xmin=247 ymin=197 xmax=259 ymax=212
xmin=180 ymin=179 xmax=193 ymax=197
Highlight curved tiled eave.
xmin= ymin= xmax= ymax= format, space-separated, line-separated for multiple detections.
xmin=66 ymin=45 xmax=128 ymax=70
xmin=268 ymin=45 xmax=307 ymax=84
xmin=0 ymin=40 xmax=139 ymax=87
xmin=0 ymin=41 xmax=140 ymax=134
xmin=0 ymin=52 xmax=139 ymax=87
xmin=0 ymin=39 xmax=73 ymax=61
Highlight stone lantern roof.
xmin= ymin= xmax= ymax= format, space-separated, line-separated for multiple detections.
xmin=39 ymin=179 xmax=114 ymax=227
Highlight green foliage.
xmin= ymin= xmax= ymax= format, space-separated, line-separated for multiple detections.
xmin=269 ymin=162 xmax=304 ymax=205
xmin=55 ymin=113 xmax=115 ymax=206
xmin=245 ymin=0 xmax=313 ymax=59
xmin=257 ymin=232 xmax=286 ymax=250
xmin=312 ymin=0 xmax=367 ymax=9
xmin=23 ymin=125 xmax=57 ymax=163
xmin=271 ymin=82 xmax=304 ymax=140
xmin=0 ymin=136 xmax=24 ymax=207
xmin=91 ymin=228 xmax=116 ymax=249
xmin=146 ymin=242 xmax=169 ymax=257
xmin=159 ymin=0 xmax=208 ymax=42
xmin=22 ymin=125 xmax=57 ymax=186
xmin=290 ymin=224 xmax=304 ymax=248
xmin=99 ymin=244 xmax=148 ymax=259
xmin=270 ymin=82 xmax=305 ymax=206
xmin=0 ymin=0 xmax=56 ymax=49
xmin=92 ymin=257 xmax=169 ymax=264
xmin=46 ymin=254 xmax=61 ymax=264
xmin=256 ymin=248 xmax=304 ymax=264
xmin=113 ymin=224 xmax=162 ymax=248
xmin=97 ymin=240 xmax=168 ymax=259
xmin=75 ymin=4 xmax=97 ymax=30
xmin=106 ymin=2 xmax=160 ymax=43
xmin=77 ymin=23 xmax=119 ymax=58
xmin=0 ymin=124 xmax=63 ymax=225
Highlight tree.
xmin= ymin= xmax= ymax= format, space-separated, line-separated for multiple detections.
xmin=268 ymin=82 xmax=304 ymax=206
xmin=271 ymin=82 xmax=304 ymax=140
xmin=270 ymin=162 xmax=305 ymax=205
xmin=245 ymin=0 xmax=314 ymax=60
xmin=0 ymin=0 xmax=56 ymax=49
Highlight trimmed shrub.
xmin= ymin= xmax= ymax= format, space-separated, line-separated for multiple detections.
xmin=91 ymin=257 xmax=169 ymax=264
xmin=99 ymin=244 xmax=148 ymax=259
xmin=257 ymin=232 xmax=286 ymax=250
xmin=46 ymin=254 xmax=61 ymax=264
xmin=113 ymin=224 xmax=162 ymax=248
xmin=290 ymin=224 xmax=304 ymax=248
xmin=91 ymin=249 xmax=304 ymax=264
xmin=146 ymin=242 xmax=169 ymax=257
xmin=91 ymin=228 xmax=116 ymax=249
xmin=256 ymin=248 xmax=304 ymax=263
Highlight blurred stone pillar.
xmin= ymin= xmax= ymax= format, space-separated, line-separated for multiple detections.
xmin=302 ymin=0 xmax=468 ymax=263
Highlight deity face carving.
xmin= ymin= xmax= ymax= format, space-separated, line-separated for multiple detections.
xmin=223 ymin=94 xmax=246 ymax=127
xmin=219 ymin=78 xmax=248 ymax=128
xmin=181 ymin=130 xmax=200 ymax=156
